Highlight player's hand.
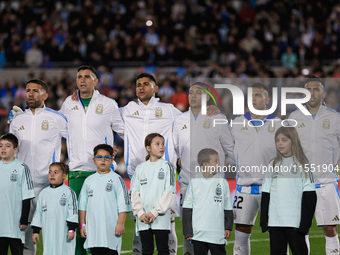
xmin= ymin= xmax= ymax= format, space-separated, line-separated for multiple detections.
xmin=147 ymin=212 xmax=156 ymax=223
xmin=71 ymin=90 xmax=80 ymax=101
xmin=19 ymin=224 xmax=28 ymax=230
xmin=112 ymin=145 xmax=118 ymax=159
xmin=206 ymin=105 xmax=220 ymax=117
xmin=80 ymin=225 xmax=87 ymax=238
xmin=139 ymin=213 xmax=150 ymax=224
xmin=115 ymin=223 xmax=125 ymax=236
xmin=8 ymin=106 xmax=23 ymax=124
xmin=68 ymin=231 xmax=75 ymax=240
xmin=32 ymin=233 xmax=39 ymax=244
xmin=186 ymin=237 xmax=192 ymax=240
xmin=224 ymin=230 xmax=231 ymax=239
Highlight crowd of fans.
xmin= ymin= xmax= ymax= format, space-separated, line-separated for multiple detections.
xmin=0 ymin=0 xmax=340 ymax=69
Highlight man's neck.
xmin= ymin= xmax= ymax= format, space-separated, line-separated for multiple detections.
xmin=308 ymin=104 xmax=321 ymax=115
xmin=191 ymin=107 xmax=201 ymax=117
xmin=250 ymin=112 xmax=266 ymax=119
xmin=30 ymin=106 xmax=43 ymax=115
xmin=80 ymin=90 xmax=94 ymax=99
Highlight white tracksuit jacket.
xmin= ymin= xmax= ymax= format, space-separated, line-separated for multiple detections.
xmin=173 ymin=109 xmax=235 ymax=187
xmin=231 ymin=112 xmax=281 ymax=187
xmin=120 ymin=97 xmax=181 ymax=178
xmin=289 ymin=105 xmax=340 ymax=184
xmin=60 ymin=90 xmax=124 ymax=172
xmin=10 ymin=107 xmax=67 ymax=187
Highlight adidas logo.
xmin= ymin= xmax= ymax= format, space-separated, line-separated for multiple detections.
xmin=298 ymin=122 xmax=305 ymax=128
xmin=71 ymin=106 xmax=79 ymax=111
xmin=330 ymin=249 xmax=339 ymax=253
xmin=133 ymin=111 xmax=140 ymax=116
xmin=18 ymin=125 xmax=25 ymax=131
xmin=332 ymin=215 xmax=339 ymax=221
xmin=181 ymin=125 xmax=187 ymax=130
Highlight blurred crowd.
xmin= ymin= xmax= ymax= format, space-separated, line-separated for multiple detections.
xmin=0 ymin=0 xmax=340 ymax=69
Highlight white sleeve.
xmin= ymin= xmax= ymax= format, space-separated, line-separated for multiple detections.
xmin=220 ymin=121 xmax=235 ymax=163
xmin=131 ymin=191 xmax=146 ymax=218
xmin=172 ymin=121 xmax=180 ymax=159
xmin=150 ymin=191 xmax=176 ymax=217
xmin=110 ymin=103 xmax=124 ymax=139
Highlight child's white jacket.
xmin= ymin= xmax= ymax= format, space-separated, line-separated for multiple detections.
xmin=60 ymin=90 xmax=124 ymax=172
xmin=10 ymin=107 xmax=67 ymax=187
xmin=120 ymin=97 xmax=181 ymax=178
xmin=289 ymin=105 xmax=340 ymax=184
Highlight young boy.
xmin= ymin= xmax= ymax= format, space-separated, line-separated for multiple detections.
xmin=0 ymin=133 xmax=35 ymax=255
xmin=182 ymin=148 xmax=233 ymax=255
xmin=31 ymin=162 xmax=78 ymax=255
xmin=78 ymin=144 xmax=131 ymax=255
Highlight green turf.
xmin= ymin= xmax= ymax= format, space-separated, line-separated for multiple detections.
xmin=13 ymin=215 xmax=326 ymax=254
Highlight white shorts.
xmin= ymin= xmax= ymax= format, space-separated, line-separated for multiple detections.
xmin=233 ymin=190 xmax=261 ymax=225
xmin=315 ymin=182 xmax=340 ymax=226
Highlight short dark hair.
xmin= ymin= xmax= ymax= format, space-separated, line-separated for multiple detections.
xmin=50 ymin=162 xmax=69 ymax=175
xmin=93 ymin=144 xmax=113 ymax=157
xmin=305 ymin=76 xmax=326 ymax=90
xmin=251 ymin=83 xmax=270 ymax=95
xmin=197 ymin=148 xmax=218 ymax=167
xmin=26 ymin=79 xmax=48 ymax=92
xmin=0 ymin=133 xmax=18 ymax=148
xmin=136 ymin=73 xmax=157 ymax=85
xmin=77 ymin=65 xmax=98 ymax=78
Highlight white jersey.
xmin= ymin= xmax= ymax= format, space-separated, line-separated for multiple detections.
xmin=289 ymin=105 xmax=340 ymax=184
xmin=10 ymin=107 xmax=67 ymax=187
xmin=120 ymin=97 xmax=181 ymax=178
xmin=78 ymin=171 xmax=131 ymax=252
xmin=0 ymin=159 xmax=34 ymax=243
xmin=231 ymin=113 xmax=280 ymax=187
xmin=60 ymin=90 xmax=124 ymax=172
xmin=262 ymin=157 xmax=315 ymax=228
xmin=173 ymin=110 xmax=235 ymax=187
xmin=183 ymin=176 xmax=232 ymax=245
xmin=31 ymin=184 xmax=78 ymax=255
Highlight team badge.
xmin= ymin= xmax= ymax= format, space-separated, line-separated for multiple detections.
xmin=95 ymin=104 xmax=104 ymax=114
xmin=268 ymin=124 xmax=275 ymax=133
xmin=215 ymin=183 xmax=222 ymax=196
xmin=41 ymin=120 xmax=49 ymax=131
xmin=214 ymin=183 xmax=222 ymax=202
xmin=203 ymin=119 xmax=211 ymax=129
xmin=10 ymin=170 xmax=18 ymax=182
xmin=323 ymin=119 xmax=330 ymax=130
xmin=155 ymin=107 xmax=162 ymax=118
xmin=106 ymin=179 xmax=113 ymax=192
xmin=88 ymin=189 xmax=93 ymax=197
xmin=158 ymin=168 xmax=165 ymax=180
xmin=59 ymin=193 xmax=66 ymax=206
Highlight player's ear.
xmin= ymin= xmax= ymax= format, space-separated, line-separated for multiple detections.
xmin=154 ymin=85 xmax=159 ymax=93
xmin=146 ymin=145 xmax=151 ymax=153
xmin=14 ymin=147 xmax=18 ymax=154
xmin=43 ymin=92 xmax=48 ymax=101
xmin=62 ymin=173 xmax=67 ymax=181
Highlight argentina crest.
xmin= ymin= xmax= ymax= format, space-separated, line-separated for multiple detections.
xmin=41 ymin=120 xmax=49 ymax=131
xmin=59 ymin=193 xmax=67 ymax=206
xmin=106 ymin=179 xmax=113 ymax=192
xmin=10 ymin=169 xmax=18 ymax=182
xmin=158 ymin=168 xmax=165 ymax=180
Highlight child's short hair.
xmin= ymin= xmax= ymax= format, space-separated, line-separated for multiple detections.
xmin=0 ymin=133 xmax=18 ymax=148
xmin=197 ymin=148 xmax=218 ymax=167
xmin=93 ymin=144 xmax=113 ymax=157
xmin=50 ymin=162 xmax=69 ymax=175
